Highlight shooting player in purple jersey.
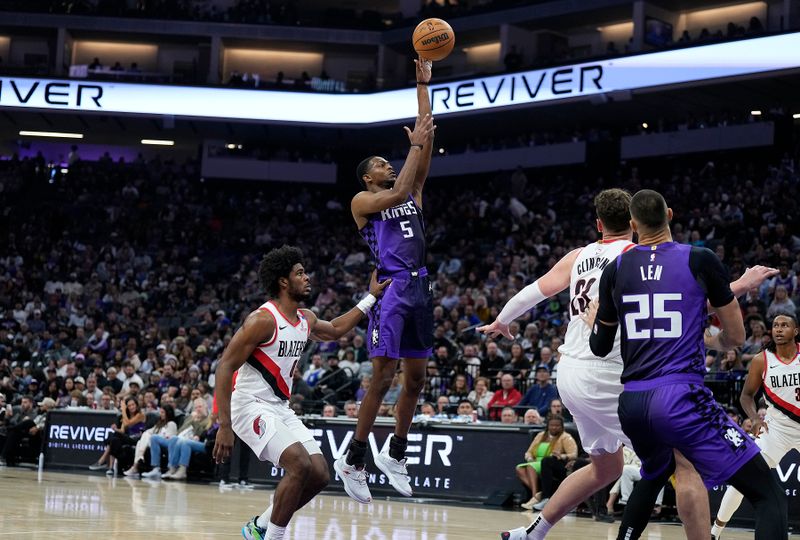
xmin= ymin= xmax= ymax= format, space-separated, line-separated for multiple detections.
xmin=589 ymin=189 xmax=787 ymax=540
xmin=334 ymin=56 xmax=436 ymax=504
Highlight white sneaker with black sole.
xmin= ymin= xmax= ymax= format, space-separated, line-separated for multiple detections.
xmin=333 ymin=456 xmax=372 ymax=503
xmin=374 ymin=448 xmax=412 ymax=497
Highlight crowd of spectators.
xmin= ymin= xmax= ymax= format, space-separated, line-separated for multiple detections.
xmin=199 ymin=109 xmax=778 ymax=180
xmin=377 ymin=109 xmax=779 ymax=162
xmin=1 ymin=135 xmax=799 ymax=468
xmin=0 ymin=0 xmax=386 ymax=29
xmin=504 ymin=16 xmax=769 ymax=73
xmin=226 ymin=69 xmax=356 ymax=94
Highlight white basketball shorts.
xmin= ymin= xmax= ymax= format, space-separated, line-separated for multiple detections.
xmin=756 ymin=410 xmax=800 ymax=467
xmin=556 ymin=356 xmax=631 ymax=455
xmin=231 ymin=392 xmax=321 ymax=466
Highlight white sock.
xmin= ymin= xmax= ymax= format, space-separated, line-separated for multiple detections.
xmin=257 ymin=505 xmax=273 ymax=529
xmin=716 ymin=485 xmax=744 ymax=524
xmin=266 ymin=522 xmax=286 ymax=540
xmin=527 ymin=514 xmax=553 ymax=540
xmin=711 ymin=522 xmax=725 ymax=538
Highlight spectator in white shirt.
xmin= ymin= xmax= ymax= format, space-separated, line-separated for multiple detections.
xmin=119 ymin=362 xmax=144 ymax=393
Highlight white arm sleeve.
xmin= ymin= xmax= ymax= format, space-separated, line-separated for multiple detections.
xmin=497 ymin=281 xmax=547 ymax=325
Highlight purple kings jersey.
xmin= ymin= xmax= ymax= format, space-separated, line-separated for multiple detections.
xmin=597 ymin=242 xmax=734 ymax=384
xmin=359 ymin=195 xmax=426 ymax=274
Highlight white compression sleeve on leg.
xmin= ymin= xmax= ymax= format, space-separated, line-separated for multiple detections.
xmin=715 ymin=485 xmax=745 ymax=523
xmin=497 ymin=281 xmax=546 ymax=325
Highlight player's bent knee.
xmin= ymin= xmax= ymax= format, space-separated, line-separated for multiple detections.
xmin=597 ymin=460 xmax=624 ymax=483
xmin=312 ymin=457 xmax=331 ymax=488
xmin=290 ymin=458 xmax=313 ymax=481
xmin=317 ymin=467 xmax=331 ymax=489
xmin=280 ymin=444 xmax=313 ymax=479
xmin=591 ymin=448 xmax=624 ymax=480
xmin=369 ymin=367 xmax=396 ymax=395
xmin=373 ymin=377 xmax=394 ymax=395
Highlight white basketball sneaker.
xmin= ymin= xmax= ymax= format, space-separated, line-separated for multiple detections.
xmin=374 ymin=448 xmax=412 ymax=497
xmin=500 ymin=527 xmax=528 ymax=540
xmin=333 ymin=456 xmax=372 ymax=504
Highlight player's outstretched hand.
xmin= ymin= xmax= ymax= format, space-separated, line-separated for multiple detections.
xmin=213 ymin=424 xmax=235 ymax=464
xmin=738 ymin=265 xmax=779 ymax=291
xmin=579 ymin=298 xmax=600 ymax=329
xmin=415 ymin=55 xmax=432 ymax=84
xmin=404 ymin=113 xmax=436 ymax=147
xmin=750 ymin=418 xmax=769 ymax=438
xmin=477 ymin=319 xmax=513 ymax=340
xmin=369 ymin=270 xmax=392 ymax=298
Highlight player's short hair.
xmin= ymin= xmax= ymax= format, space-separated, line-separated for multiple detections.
xmin=594 ymin=188 xmax=632 ymax=233
xmin=766 ymin=313 xmax=799 ymax=352
xmin=630 ymin=189 xmax=669 ymax=231
xmin=356 ymin=156 xmax=378 ymax=188
xmin=258 ymin=245 xmax=304 ymax=297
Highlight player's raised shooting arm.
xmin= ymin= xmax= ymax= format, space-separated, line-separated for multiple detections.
xmin=215 ymin=311 xmax=275 ymax=428
xmin=351 ymin=114 xmax=436 ymax=219
xmin=303 ymin=272 xmax=391 ymax=341
xmin=412 ymin=57 xmax=433 ymax=206
xmin=589 ymin=262 xmax=619 ymax=358
xmin=740 ymin=351 xmax=766 ymax=426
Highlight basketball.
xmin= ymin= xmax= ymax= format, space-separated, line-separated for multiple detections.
xmin=412 ymin=18 xmax=455 ymax=61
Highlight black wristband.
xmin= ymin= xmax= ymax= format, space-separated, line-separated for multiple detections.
xmin=411 ymin=144 xmax=423 ymax=149
xmin=416 ymin=81 xmax=429 ymax=86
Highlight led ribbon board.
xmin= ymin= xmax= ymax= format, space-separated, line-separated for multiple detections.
xmin=1 ymin=32 xmax=799 ymax=124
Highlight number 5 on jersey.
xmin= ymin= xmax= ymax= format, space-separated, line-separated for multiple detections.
xmin=623 ymin=293 xmax=683 ymax=339
xmin=400 ymin=220 xmax=414 ymax=238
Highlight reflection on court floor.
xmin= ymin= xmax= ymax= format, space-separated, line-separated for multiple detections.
xmin=0 ymin=468 xmax=766 ymax=540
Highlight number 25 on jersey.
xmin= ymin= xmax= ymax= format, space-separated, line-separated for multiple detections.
xmin=623 ymin=293 xmax=683 ymax=339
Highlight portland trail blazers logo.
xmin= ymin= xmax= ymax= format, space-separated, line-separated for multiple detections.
xmin=253 ymin=415 xmax=267 ymax=439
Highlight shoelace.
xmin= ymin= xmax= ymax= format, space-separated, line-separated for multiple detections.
xmin=387 ymin=458 xmax=410 ymax=481
xmin=388 ymin=457 xmax=407 ymax=471
xmin=351 ymin=468 xmax=368 ymax=485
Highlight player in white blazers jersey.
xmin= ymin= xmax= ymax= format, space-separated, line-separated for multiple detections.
xmin=712 ymin=313 xmax=799 ymax=539
xmin=479 ymin=189 xmax=777 ymax=540
xmin=213 ymin=245 xmax=390 ymax=540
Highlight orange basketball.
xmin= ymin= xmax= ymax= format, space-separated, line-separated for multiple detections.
xmin=412 ymin=18 xmax=455 ymax=62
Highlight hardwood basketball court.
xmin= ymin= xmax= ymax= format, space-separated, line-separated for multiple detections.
xmin=0 ymin=468 xmax=768 ymax=539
